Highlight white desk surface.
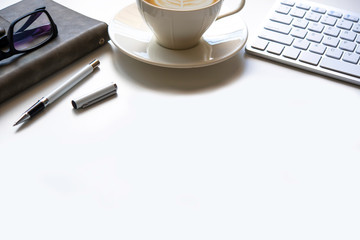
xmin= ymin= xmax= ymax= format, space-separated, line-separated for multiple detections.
xmin=1 ymin=0 xmax=359 ymax=239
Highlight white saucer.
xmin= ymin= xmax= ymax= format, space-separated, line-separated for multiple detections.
xmin=108 ymin=4 xmax=248 ymax=68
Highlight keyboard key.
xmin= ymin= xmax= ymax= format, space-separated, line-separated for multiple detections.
xmin=356 ymin=45 xmax=360 ymax=54
xmin=320 ymin=57 xmax=360 ymax=77
xmin=339 ymin=41 xmax=357 ymax=52
xmin=290 ymin=8 xmax=306 ymax=18
xmin=328 ymin=10 xmax=342 ymax=18
xmin=325 ymin=48 xmax=343 ymax=59
xmin=321 ymin=15 xmax=337 ymax=26
xmin=293 ymin=38 xmax=310 ymax=50
xmin=259 ymin=30 xmax=294 ymax=46
xmin=324 ymin=26 xmax=340 ymax=37
xmin=283 ymin=46 xmax=301 ymax=59
xmin=265 ymin=21 xmax=292 ymax=34
xmin=251 ymin=38 xmax=269 ymax=51
xmin=290 ymin=28 xmax=307 ymax=38
xmin=322 ymin=36 xmax=340 ymax=47
xmin=299 ymin=51 xmax=322 ymax=65
xmin=270 ymin=13 xmax=293 ymax=25
xmin=353 ymin=24 xmax=360 ymax=33
xmin=281 ymin=0 xmax=295 ymax=7
xmin=306 ymin=32 xmax=323 ymax=43
xmin=305 ymin=12 xmax=322 ymax=22
xmin=312 ymin=7 xmax=327 ymax=14
xmin=342 ymin=52 xmax=360 ymax=64
xmin=336 ymin=19 xmax=353 ymax=30
xmin=308 ymin=23 xmax=325 ymax=33
xmin=309 ymin=43 xmax=327 ymax=55
xmin=340 ymin=31 xmax=357 ymax=41
xmin=267 ymin=42 xmax=285 ymax=55
xmin=296 ymin=3 xmax=311 ymax=10
xmin=344 ymin=14 xmax=359 ymax=22
xmin=357 ymin=35 xmax=360 ymax=44
xmin=292 ymin=18 xmax=309 ymax=29
xmin=276 ymin=5 xmax=291 ymax=14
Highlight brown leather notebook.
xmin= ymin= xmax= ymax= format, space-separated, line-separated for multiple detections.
xmin=0 ymin=0 xmax=109 ymax=104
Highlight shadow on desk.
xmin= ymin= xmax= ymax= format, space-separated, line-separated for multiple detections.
xmin=112 ymin=46 xmax=246 ymax=94
xmin=243 ymin=51 xmax=360 ymax=90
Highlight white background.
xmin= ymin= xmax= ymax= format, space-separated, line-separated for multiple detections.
xmin=1 ymin=0 xmax=360 ymax=239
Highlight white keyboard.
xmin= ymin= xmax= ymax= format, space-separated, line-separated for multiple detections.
xmin=245 ymin=0 xmax=360 ymax=85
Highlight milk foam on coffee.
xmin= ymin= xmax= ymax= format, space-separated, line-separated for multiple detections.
xmin=146 ymin=0 xmax=217 ymax=10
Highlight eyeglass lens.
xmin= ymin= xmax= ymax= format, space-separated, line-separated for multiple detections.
xmin=13 ymin=11 xmax=54 ymax=51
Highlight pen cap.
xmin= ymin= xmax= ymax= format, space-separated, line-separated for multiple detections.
xmin=72 ymin=82 xmax=117 ymax=109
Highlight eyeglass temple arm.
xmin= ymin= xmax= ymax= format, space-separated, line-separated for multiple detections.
xmin=16 ymin=7 xmax=46 ymax=33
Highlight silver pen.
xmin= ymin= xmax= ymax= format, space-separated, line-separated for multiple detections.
xmin=13 ymin=59 xmax=100 ymax=126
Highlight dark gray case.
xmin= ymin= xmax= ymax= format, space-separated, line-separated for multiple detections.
xmin=0 ymin=0 xmax=109 ymax=104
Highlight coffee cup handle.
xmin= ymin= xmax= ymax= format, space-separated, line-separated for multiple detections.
xmin=216 ymin=0 xmax=245 ymax=20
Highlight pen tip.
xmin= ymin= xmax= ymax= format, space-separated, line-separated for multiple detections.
xmin=13 ymin=113 xmax=30 ymax=127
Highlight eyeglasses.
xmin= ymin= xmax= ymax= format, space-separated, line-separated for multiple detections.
xmin=0 ymin=7 xmax=58 ymax=61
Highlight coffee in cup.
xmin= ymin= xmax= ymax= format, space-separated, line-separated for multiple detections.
xmin=144 ymin=0 xmax=218 ymax=10
xmin=136 ymin=0 xmax=245 ymax=50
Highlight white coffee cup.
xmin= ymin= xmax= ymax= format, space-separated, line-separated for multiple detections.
xmin=136 ymin=0 xmax=246 ymax=50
